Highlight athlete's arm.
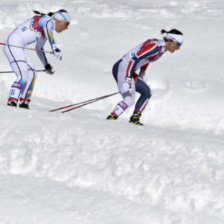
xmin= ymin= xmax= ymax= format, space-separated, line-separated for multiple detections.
xmin=126 ymin=42 xmax=159 ymax=78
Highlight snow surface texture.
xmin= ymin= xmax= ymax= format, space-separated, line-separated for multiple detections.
xmin=0 ymin=0 xmax=224 ymax=224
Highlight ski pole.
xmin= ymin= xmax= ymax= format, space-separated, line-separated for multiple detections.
xmin=0 ymin=69 xmax=46 ymax=74
xmin=62 ymin=99 xmax=99 ymax=113
xmin=0 ymin=42 xmax=54 ymax=54
xmin=50 ymin=92 xmax=119 ymax=112
xmin=52 ymin=92 xmax=119 ymax=112
xmin=62 ymin=92 xmax=119 ymax=113
xmin=50 ymin=98 xmax=98 ymax=112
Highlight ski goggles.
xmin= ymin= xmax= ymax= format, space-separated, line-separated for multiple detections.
xmin=177 ymin=42 xmax=182 ymax=47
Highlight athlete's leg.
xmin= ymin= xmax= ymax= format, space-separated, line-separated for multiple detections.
xmin=19 ymin=51 xmax=37 ymax=104
xmin=134 ymin=77 xmax=151 ymax=114
xmin=129 ymin=77 xmax=151 ymax=125
xmin=108 ymin=60 xmax=135 ymax=119
xmin=3 ymin=42 xmax=28 ymax=105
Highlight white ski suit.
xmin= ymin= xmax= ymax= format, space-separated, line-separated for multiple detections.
xmin=4 ymin=15 xmax=58 ymax=103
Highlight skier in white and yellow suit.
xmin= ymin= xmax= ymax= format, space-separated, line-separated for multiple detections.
xmin=4 ymin=9 xmax=71 ymax=109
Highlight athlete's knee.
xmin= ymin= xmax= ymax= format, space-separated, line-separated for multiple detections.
xmin=145 ymin=88 xmax=151 ymax=99
xmin=140 ymin=85 xmax=151 ymax=99
xmin=129 ymin=98 xmax=135 ymax=107
xmin=14 ymin=77 xmax=27 ymax=86
xmin=27 ymin=69 xmax=37 ymax=80
xmin=19 ymin=78 xmax=27 ymax=90
xmin=124 ymin=94 xmax=135 ymax=107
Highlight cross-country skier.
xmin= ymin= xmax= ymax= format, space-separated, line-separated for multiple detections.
xmin=107 ymin=29 xmax=183 ymax=125
xmin=4 ymin=9 xmax=71 ymax=109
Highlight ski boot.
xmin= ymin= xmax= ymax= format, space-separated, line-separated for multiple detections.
xmin=129 ymin=113 xmax=143 ymax=126
xmin=7 ymin=98 xmax=18 ymax=107
xmin=107 ymin=112 xmax=118 ymax=120
xmin=19 ymin=99 xmax=30 ymax=109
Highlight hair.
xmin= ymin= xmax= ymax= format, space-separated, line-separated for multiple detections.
xmin=33 ymin=9 xmax=68 ymax=17
xmin=161 ymin=29 xmax=183 ymax=41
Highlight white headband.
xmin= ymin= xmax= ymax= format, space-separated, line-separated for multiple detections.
xmin=53 ymin=11 xmax=71 ymax=23
xmin=166 ymin=33 xmax=184 ymax=44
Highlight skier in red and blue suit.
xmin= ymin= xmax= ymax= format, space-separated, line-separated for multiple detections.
xmin=107 ymin=29 xmax=184 ymax=125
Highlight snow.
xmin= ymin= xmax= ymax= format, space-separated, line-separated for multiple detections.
xmin=0 ymin=0 xmax=224 ymax=223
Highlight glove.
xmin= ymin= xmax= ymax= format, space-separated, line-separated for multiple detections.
xmin=45 ymin=64 xmax=54 ymax=75
xmin=139 ymin=70 xmax=145 ymax=77
xmin=52 ymin=45 xmax=62 ymax=60
xmin=120 ymin=77 xmax=132 ymax=94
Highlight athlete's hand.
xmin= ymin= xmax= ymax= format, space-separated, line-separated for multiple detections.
xmin=139 ymin=70 xmax=145 ymax=77
xmin=45 ymin=64 xmax=54 ymax=75
xmin=52 ymin=46 xmax=62 ymax=60
xmin=120 ymin=77 xmax=132 ymax=94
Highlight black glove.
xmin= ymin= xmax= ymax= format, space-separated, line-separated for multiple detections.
xmin=139 ymin=70 xmax=145 ymax=78
xmin=45 ymin=64 xmax=54 ymax=75
xmin=52 ymin=46 xmax=62 ymax=60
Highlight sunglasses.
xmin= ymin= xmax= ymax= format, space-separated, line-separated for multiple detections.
xmin=65 ymin=21 xmax=70 ymax=27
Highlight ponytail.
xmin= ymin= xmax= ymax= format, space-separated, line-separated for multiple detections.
xmin=161 ymin=29 xmax=167 ymax=35
xmin=33 ymin=9 xmax=68 ymax=17
xmin=161 ymin=29 xmax=183 ymax=35
xmin=33 ymin=10 xmax=54 ymax=17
